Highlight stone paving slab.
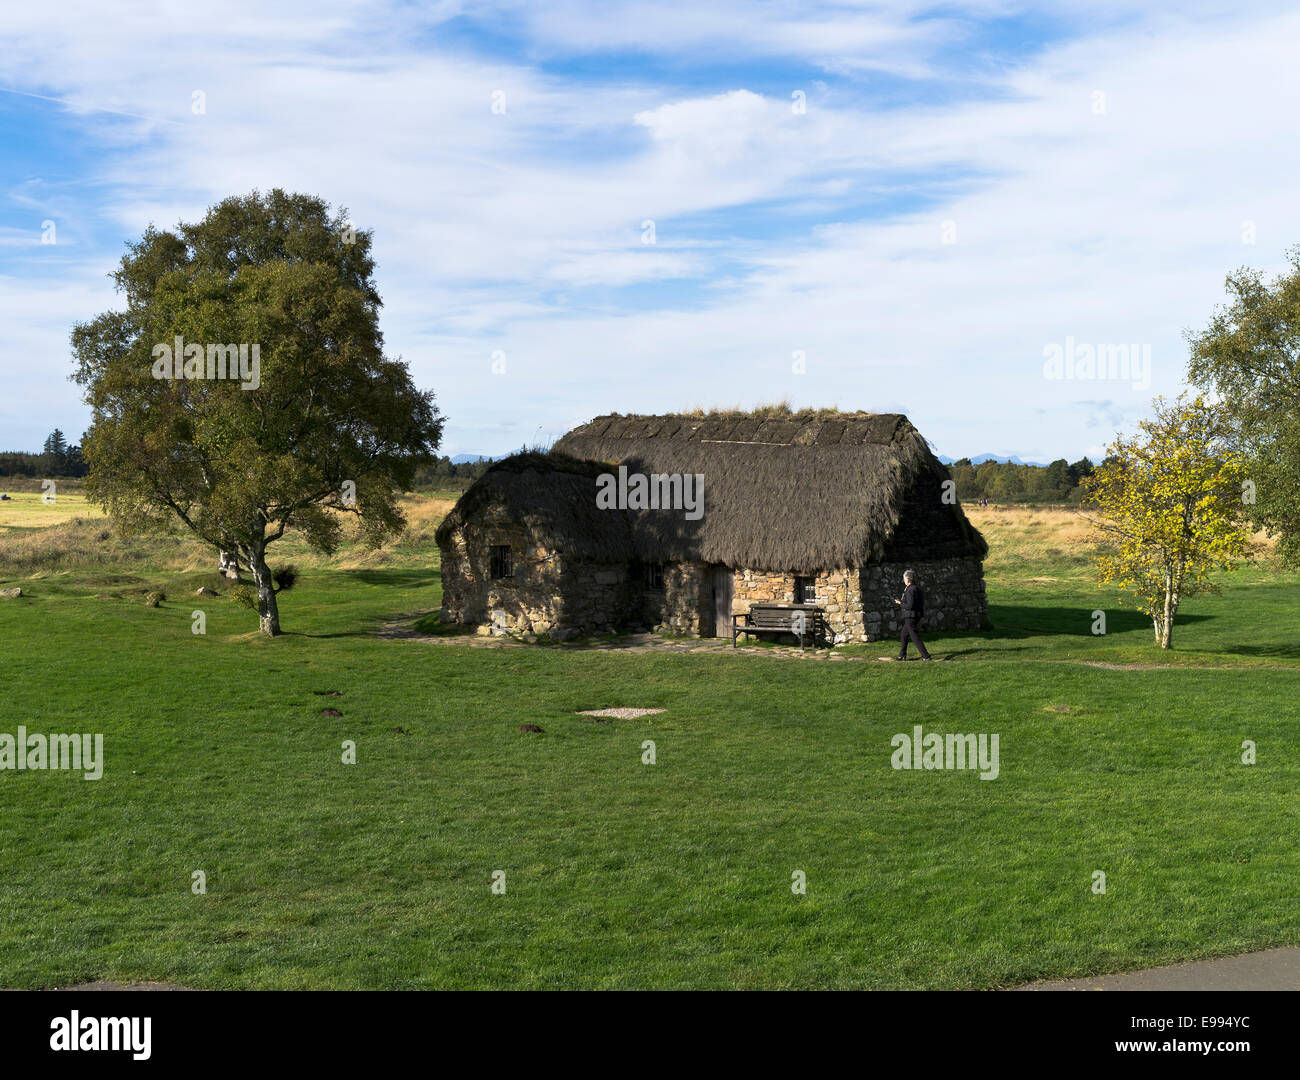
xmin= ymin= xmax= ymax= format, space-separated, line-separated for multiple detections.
xmin=578 ymin=707 xmax=666 ymax=719
xmin=377 ymin=622 xmax=1299 ymax=672
xmin=378 ymin=621 xmax=899 ymax=660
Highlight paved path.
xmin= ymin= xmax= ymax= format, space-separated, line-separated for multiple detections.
xmin=1015 ymin=947 xmax=1300 ymax=991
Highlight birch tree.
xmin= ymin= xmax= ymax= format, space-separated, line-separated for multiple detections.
xmin=1085 ymin=394 xmax=1250 ymax=649
xmin=71 ymin=190 xmax=443 ymax=636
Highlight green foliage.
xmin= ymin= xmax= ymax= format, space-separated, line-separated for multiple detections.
xmin=1085 ymin=394 xmax=1251 ymax=648
xmin=69 ymin=189 xmax=445 ymax=634
xmin=1043 ymin=458 xmax=1069 ymax=493
xmin=0 ymin=438 xmax=88 ymax=479
xmin=1188 ymin=246 xmax=1300 ymax=565
xmin=410 ymin=454 xmax=494 ymax=491
xmin=943 ymin=455 xmax=1096 ymax=506
xmin=229 ymin=583 xmax=258 ymax=610
xmin=42 ymin=429 xmax=68 ymax=460
xmin=950 ymin=462 xmax=977 ymax=501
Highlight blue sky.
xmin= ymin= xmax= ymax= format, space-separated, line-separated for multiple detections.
xmin=2 ymin=0 xmax=1299 ymax=460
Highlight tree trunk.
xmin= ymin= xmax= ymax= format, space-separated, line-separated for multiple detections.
xmin=218 ymin=550 xmax=242 ymax=580
xmin=1158 ymin=571 xmax=1177 ymax=650
xmin=249 ymin=545 xmax=281 ymax=637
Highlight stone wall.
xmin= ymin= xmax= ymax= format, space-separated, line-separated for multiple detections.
xmin=436 ymin=525 xmax=475 ymax=622
xmin=859 ymin=556 xmax=988 ymax=641
xmin=817 ymin=569 xmax=867 ymax=643
xmin=732 ymin=568 xmax=864 ymax=645
xmin=648 ymin=562 xmax=709 ymax=636
xmin=441 ymin=515 xmax=988 ymax=644
xmin=730 ymin=558 xmax=987 ymax=643
xmin=438 ymin=516 xmax=635 ymax=640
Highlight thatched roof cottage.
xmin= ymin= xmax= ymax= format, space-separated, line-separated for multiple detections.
xmin=436 ymin=410 xmax=989 ymax=644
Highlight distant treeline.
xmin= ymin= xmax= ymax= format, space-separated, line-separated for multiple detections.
xmin=949 ymin=457 xmax=1096 ymax=504
xmin=5 ymin=431 xmax=1093 ymax=504
xmin=410 ymin=455 xmax=495 ymax=491
xmin=0 ymin=430 xmax=87 ymax=478
xmin=3 ymin=431 xmax=486 ymax=489
xmin=413 ymin=451 xmax=1099 ymax=503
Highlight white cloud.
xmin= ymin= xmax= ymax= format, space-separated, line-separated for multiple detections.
xmin=544 ymin=249 xmax=703 ymax=287
xmin=2 ymin=2 xmax=1299 ymax=460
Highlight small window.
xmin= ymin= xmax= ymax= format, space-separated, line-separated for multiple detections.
xmin=793 ymin=576 xmax=817 ymax=603
xmin=490 ymin=545 xmax=513 ymax=579
xmin=645 ymin=563 xmax=665 ymax=589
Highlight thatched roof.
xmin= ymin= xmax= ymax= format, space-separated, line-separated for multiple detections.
xmin=435 ymin=452 xmax=635 ymax=562
xmin=439 ymin=412 xmax=987 ymax=572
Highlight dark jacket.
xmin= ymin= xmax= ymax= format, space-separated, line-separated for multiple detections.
xmin=900 ymin=583 xmax=924 ymax=621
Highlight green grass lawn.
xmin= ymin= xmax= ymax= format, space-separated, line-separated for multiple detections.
xmin=1 ymin=537 xmax=1298 ymax=988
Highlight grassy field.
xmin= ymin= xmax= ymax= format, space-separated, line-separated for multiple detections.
xmin=0 ymin=503 xmax=1297 ymax=989
xmin=0 ymin=490 xmax=101 ymax=529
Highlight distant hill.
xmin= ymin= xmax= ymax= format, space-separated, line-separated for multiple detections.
xmin=937 ymin=453 xmax=1047 ymax=468
xmin=449 ymin=454 xmax=498 ymax=464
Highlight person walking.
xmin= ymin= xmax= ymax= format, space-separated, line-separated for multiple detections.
xmin=893 ymin=569 xmax=932 ymax=661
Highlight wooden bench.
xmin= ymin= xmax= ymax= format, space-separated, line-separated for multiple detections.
xmin=732 ymin=603 xmax=825 ymax=649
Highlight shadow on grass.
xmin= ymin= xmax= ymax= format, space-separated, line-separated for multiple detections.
xmin=341 ymin=569 xmax=439 ymax=588
xmin=368 ymin=603 xmax=1254 ymax=661
xmin=885 ymin=605 xmax=1215 ymax=661
xmin=982 ymin=604 xmax=1211 ymax=638
xmin=1221 ymin=642 xmax=1300 ymax=659
xmin=411 ymin=611 xmax=473 ymax=637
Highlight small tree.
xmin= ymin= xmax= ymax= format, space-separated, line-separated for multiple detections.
xmin=1043 ymin=458 xmax=1070 ymax=497
xmin=71 ymin=189 xmax=444 ymax=636
xmin=42 ymin=429 xmax=69 ymax=472
xmin=63 ymin=443 xmax=87 ymax=477
xmin=1085 ymin=394 xmax=1250 ymax=648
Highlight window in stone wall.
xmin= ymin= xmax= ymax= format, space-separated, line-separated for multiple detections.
xmin=794 ymin=576 xmax=818 ymax=603
xmin=645 ymin=562 xmax=665 ymax=589
xmin=490 ymin=544 xmax=513 ymax=579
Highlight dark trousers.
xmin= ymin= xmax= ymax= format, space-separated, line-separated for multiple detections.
xmin=898 ymin=618 xmax=930 ymax=659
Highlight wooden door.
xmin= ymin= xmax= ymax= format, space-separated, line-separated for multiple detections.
xmin=710 ymin=565 xmax=732 ymax=637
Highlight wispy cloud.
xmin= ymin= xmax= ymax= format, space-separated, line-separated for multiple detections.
xmin=1 ymin=1 xmax=1298 ymax=459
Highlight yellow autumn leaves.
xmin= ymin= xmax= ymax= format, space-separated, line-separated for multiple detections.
xmin=1084 ymin=394 xmax=1251 ymax=648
